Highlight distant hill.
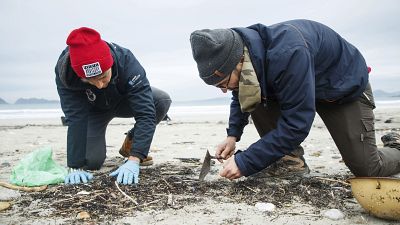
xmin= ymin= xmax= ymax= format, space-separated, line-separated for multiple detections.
xmin=173 ymin=91 xmax=400 ymax=106
xmin=15 ymin=98 xmax=59 ymax=104
xmin=173 ymin=97 xmax=231 ymax=106
xmin=0 ymin=97 xmax=8 ymax=104
xmin=373 ymin=90 xmax=400 ymax=98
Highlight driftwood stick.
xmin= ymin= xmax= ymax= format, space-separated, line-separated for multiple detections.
xmin=142 ymin=198 xmax=163 ymax=207
xmin=114 ymin=181 xmax=138 ymax=205
xmin=315 ymin=177 xmax=351 ymax=186
xmin=243 ymin=185 xmax=258 ymax=193
xmin=162 ymin=178 xmax=173 ymax=189
xmin=287 ymin=212 xmax=321 ymax=217
xmin=0 ymin=181 xmax=47 ymax=192
xmin=50 ymin=196 xmax=77 ymax=206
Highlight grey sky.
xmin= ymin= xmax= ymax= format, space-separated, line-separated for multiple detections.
xmin=0 ymin=0 xmax=399 ymax=103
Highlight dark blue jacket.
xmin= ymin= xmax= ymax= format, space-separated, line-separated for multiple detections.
xmin=230 ymin=20 xmax=369 ymax=176
xmin=55 ymin=43 xmax=156 ymax=168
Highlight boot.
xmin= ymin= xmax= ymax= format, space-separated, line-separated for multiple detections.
xmin=254 ymin=146 xmax=310 ymax=178
xmin=119 ymin=132 xmax=133 ymax=158
xmin=381 ymin=132 xmax=400 ymax=150
xmin=260 ymin=155 xmax=310 ymax=177
xmin=119 ymin=131 xmax=154 ymax=166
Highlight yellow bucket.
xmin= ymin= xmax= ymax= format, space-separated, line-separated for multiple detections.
xmin=348 ymin=177 xmax=400 ymax=220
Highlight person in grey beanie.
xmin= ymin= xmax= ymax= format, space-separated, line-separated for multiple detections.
xmin=190 ymin=19 xmax=400 ymax=180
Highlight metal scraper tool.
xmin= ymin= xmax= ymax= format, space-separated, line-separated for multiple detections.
xmin=199 ymin=150 xmax=221 ymax=181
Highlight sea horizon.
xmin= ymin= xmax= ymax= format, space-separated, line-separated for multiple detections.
xmin=0 ymin=97 xmax=399 ymax=120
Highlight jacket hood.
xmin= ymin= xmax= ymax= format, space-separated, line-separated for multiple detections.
xmin=56 ymin=49 xmax=80 ymax=90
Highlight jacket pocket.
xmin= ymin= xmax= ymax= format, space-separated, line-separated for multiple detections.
xmin=360 ymin=119 xmax=376 ymax=156
xmin=359 ymin=92 xmax=376 ymax=109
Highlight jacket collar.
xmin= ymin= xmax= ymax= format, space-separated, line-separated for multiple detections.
xmin=232 ymin=26 xmax=269 ymax=99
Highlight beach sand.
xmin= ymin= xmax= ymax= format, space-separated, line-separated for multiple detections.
xmin=0 ymin=106 xmax=399 ymax=224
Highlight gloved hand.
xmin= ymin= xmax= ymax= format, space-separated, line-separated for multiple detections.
xmin=64 ymin=168 xmax=93 ymax=184
xmin=109 ymin=160 xmax=140 ymax=185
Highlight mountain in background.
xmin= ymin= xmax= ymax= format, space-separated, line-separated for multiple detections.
xmin=2 ymin=89 xmax=399 ymax=106
xmin=0 ymin=97 xmax=8 ymax=104
xmin=173 ymin=97 xmax=231 ymax=106
xmin=14 ymin=98 xmax=59 ymax=104
xmin=373 ymin=90 xmax=400 ymax=98
xmin=173 ymin=90 xmax=400 ymax=106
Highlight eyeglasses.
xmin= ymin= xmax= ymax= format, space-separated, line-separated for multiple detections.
xmin=214 ymin=56 xmax=244 ymax=91
xmin=215 ymin=73 xmax=232 ymax=90
xmin=214 ymin=71 xmax=239 ymax=92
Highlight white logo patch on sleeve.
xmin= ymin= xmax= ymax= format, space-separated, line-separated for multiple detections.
xmin=82 ymin=62 xmax=102 ymax=77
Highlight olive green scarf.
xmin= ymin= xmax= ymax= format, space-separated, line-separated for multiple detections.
xmin=238 ymin=46 xmax=261 ymax=112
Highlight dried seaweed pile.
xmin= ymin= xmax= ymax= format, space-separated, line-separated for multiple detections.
xmin=16 ymin=163 xmax=353 ymax=221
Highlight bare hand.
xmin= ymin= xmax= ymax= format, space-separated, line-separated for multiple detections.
xmin=215 ymin=136 xmax=237 ymax=163
xmin=219 ymin=156 xmax=242 ymax=180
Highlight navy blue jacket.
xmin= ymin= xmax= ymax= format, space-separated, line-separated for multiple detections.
xmin=55 ymin=43 xmax=156 ymax=168
xmin=230 ymin=20 xmax=369 ymax=176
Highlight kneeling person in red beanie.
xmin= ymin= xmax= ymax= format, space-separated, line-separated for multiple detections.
xmin=55 ymin=27 xmax=171 ymax=185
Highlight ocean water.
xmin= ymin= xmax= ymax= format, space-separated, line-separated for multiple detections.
xmin=0 ymin=104 xmax=63 ymax=119
xmin=0 ymin=103 xmax=231 ymax=120
xmin=0 ymin=99 xmax=399 ymax=120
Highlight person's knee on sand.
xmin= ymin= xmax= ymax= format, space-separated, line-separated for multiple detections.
xmin=154 ymin=98 xmax=172 ymax=124
xmin=152 ymin=87 xmax=172 ymax=124
xmin=343 ymin=132 xmax=400 ymax=177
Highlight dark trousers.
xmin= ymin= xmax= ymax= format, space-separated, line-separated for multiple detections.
xmin=250 ymin=83 xmax=400 ymax=177
xmin=85 ymin=87 xmax=171 ymax=169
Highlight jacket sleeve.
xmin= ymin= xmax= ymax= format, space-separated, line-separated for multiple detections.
xmin=122 ymin=50 xmax=156 ymax=160
xmin=227 ymin=91 xmax=250 ymax=141
xmin=55 ymin=71 xmax=90 ymax=168
xmin=235 ymin=46 xmax=316 ymax=176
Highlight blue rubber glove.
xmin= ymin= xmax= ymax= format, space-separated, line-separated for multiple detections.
xmin=64 ymin=168 xmax=93 ymax=184
xmin=109 ymin=160 xmax=140 ymax=185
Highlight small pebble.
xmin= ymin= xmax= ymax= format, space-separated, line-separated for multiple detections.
xmin=255 ymin=202 xmax=276 ymax=212
xmin=28 ymin=199 xmax=41 ymax=208
xmin=0 ymin=162 xmax=11 ymax=168
xmin=0 ymin=187 xmax=21 ymax=201
xmin=323 ymin=208 xmax=345 ymax=220
xmin=384 ymin=119 xmax=393 ymax=123
xmin=0 ymin=202 xmax=11 ymax=211
xmin=311 ymin=151 xmax=321 ymax=157
xmin=77 ymin=211 xmax=91 ymax=219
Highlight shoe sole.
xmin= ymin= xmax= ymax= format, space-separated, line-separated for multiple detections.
xmin=140 ymin=160 xmax=154 ymax=167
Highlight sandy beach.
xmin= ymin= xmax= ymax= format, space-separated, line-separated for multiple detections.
xmin=0 ymin=104 xmax=399 ymax=225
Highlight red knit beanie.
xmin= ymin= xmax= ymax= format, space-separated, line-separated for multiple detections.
xmin=66 ymin=27 xmax=113 ymax=78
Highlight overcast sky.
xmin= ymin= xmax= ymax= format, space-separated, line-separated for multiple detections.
xmin=0 ymin=0 xmax=399 ymax=103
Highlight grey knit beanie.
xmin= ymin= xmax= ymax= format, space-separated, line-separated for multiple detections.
xmin=190 ymin=29 xmax=244 ymax=85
